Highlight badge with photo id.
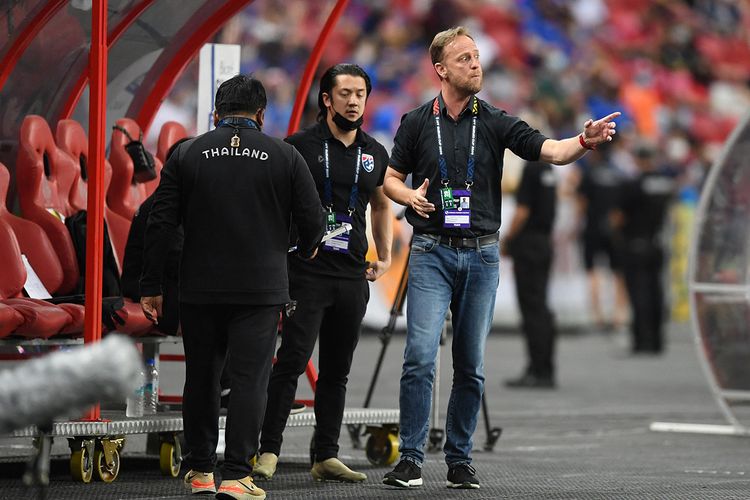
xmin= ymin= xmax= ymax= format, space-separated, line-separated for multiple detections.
xmin=443 ymin=189 xmax=471 ymax=228
xmin=323 ymin=213 xmax=352 ymax=253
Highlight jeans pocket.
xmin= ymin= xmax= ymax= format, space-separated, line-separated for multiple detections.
xmin=410 ymin=234 xmax=438 ymax=254
xmin=478 ymin=242 xmax=500 ymax=265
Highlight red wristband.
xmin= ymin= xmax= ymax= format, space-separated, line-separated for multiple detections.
xmin=579 ymin=134 xmax=596 ymax=150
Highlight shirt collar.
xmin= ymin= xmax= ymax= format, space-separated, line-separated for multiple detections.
xmin=437 ymin=93 xmax=479 ymax=120
xmin=316 ymin=120 xmax=367 ymax=147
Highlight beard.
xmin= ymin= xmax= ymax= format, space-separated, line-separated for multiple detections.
xmin=446 ymin=70 xmax=482 ymax=95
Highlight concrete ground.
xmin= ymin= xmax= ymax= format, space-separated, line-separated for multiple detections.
xmin=1 ymin=322 xmax=749 ymax=499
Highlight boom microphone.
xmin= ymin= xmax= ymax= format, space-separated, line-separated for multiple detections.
xmin=0 ymin=335 xmax=143 ymax=433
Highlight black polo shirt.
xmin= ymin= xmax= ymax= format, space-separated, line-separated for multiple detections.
xmin=390 ymin=94 xmax=547 ymax=237
xmin=516 ymin=161 xmax=557 ymax=235
xmin=286 ymin=121 xmax=389 ymax=279
xmin=617 ymin=170 xmax=675 ymax=242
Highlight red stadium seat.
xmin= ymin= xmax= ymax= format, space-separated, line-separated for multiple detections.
xmin=156 ymin=121 xmax=188 ymax=164
xmin=1 ymin=163 xmax=153 ymax=337
xmin=56 ymin=119 xmax=130 ymax=270
xmin=0 ymin=303 xmax=24 ymax=338
xmin=15 ymin=115 xmax=81 ymax=294
xmin=108 ymin=118 xmax=162 ymax=221
xmin=0 ymin=212 xmax=72 ymax=339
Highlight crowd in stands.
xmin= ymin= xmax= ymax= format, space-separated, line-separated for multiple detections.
xmin=151 ymin=0 xmax=750 ymax=197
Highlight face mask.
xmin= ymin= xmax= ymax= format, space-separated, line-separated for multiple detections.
xmin=331 ymin=110 xmax=363 ymax=131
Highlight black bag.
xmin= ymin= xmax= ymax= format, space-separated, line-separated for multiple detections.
xmin=64 ymin=210 xmax=122 ymax=298
xmin=113 ymin=124 xmax=157 ymax=183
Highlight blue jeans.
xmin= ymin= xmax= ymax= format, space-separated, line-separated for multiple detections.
xmin=398 ymin=234 xmax=500 ymax=466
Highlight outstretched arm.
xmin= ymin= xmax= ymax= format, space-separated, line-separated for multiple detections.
xmin=539 ymin=112 xmax=621 ymax=165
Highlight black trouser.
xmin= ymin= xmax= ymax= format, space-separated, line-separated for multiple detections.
xmin=622 ymin=240 xmax=665 ymax=352
xmin=259 ymin=271 xmax=369 ymax=461
xmin=510 ymin=232 xmax=556 ymax=378
xmin=180 ymin=302 xmax=280 ymax=480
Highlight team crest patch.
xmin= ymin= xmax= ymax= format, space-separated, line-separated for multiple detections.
xmin=361 ymin=153 xmax=375 ymax=173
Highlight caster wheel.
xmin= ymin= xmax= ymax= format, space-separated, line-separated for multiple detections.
xmin=365 ymin=430 xmax=399 ymax=466
xmin=159 ymin=440 xmax=181 ymax=477
xmin=70 ymin=447 xmax=93 ymax=483
xmin=94 ymin=447 xmax=120 ymax=483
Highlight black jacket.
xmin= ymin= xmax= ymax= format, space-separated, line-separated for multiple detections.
xmin=141 ymin=123 xmax=325 ymax=305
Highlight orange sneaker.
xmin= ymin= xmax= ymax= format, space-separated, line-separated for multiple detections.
xmin=183 ymin=470 xmax=216 ymax=494
xmin=216 ymin=476 xmax=266 ymax=499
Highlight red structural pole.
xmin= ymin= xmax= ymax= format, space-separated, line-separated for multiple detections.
xmin=286 ymin=0 xmax=350 ymax=135
xmin=83 ymin=0 xmax=108 ymax=421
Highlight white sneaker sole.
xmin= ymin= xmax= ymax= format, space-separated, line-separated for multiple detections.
xmin=383 ymin=476 xmax=423 ymax=488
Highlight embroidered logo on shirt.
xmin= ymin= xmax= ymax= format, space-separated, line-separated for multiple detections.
xmin=361 ymin=153 xmax=375 ymax=173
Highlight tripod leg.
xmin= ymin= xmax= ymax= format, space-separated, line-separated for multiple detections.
xmin=481 ymin=393 xmax=502 ymax=451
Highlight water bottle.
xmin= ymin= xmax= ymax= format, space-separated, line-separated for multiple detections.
xmin=144 ymin=358 xmax=159 ymax=415
xmin=126 ymin=364 xmax=145 ymax=418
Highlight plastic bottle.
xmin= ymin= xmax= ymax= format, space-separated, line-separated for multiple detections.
xmin=126 ymin=364 xmax=145 ymax=418
xmin=144 ymin=358 xmax=159 ymax=415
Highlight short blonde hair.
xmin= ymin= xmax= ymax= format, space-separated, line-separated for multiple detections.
xmin=429 ymin=26 xmax=474 ymax=65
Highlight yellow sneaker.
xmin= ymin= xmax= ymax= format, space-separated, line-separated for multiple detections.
xmin=252 ymin=452 xmax=278 ymax=480
xmin=183 ymin=470 xmax=216 ymax=494
xmin=311 ymin=457 xmax=367 ymax=482
xmin=215 ymin=476 xmax=266 ymax=499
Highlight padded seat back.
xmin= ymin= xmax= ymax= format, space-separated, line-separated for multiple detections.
xmin=0 ymin=165 xmax=65 ymax=294
xmin=15 ymin=115 xmax=80 ymax=294
xmin=107 ymin=118 xmax=162 ymax=221
xmin=156 ymin=121 xmax=188 ymax=164
xmin=56 ymin=119 xmax=129 ymax=270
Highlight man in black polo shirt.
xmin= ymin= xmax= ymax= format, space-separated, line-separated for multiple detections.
xmin=382 ymin=26 xmax=620 ymax=490
xmin=503 ymin=161 xmax=558 ymax=389
xmin=140 ymin=75 xmax=324 ymax=499
xmin=253 ymin=64 xmax=391 ymax=483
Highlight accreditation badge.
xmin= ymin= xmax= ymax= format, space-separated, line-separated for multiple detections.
xmin=442 ymin=189 xmax=471 ymax=228
xmin=323 ymin=213 xmax=352 ymax=253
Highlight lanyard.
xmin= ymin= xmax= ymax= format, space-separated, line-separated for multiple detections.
xmin=433 ymin=95 xmax=478 ymax=189
xmin=323 ymin=140 xmax=361 ymax=215
xmin=216 ymin=117 xmax=259 ymax=130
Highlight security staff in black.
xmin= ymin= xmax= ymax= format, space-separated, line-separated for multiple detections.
xmin=503 ymin=161 xmax=558 ymax=388
xmin=140 ymin=75 xmax=324 ymax=500
xmin=254 ymin=64 xmax=392 ymax=484
xmin=612 ymin=144 xmax=675 ymax=354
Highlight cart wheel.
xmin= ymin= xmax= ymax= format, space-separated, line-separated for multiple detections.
xmin=94 ymin=448 xmax=120 ymax=483
xmin=365 ymin=430 xmax=399 ymax=466
xmin=159 ymin=440 xmax=181 ymax=477
xmin=70 ymin=447 xmax=93 ymax=483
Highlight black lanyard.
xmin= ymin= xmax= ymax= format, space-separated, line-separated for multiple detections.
xmin=323 ymin=140 xmax=361 ymax=215
xmin=433 ymin=95 xmax=478 ymax=189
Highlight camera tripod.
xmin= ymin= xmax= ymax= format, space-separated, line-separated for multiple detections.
xmin=347 ymin=241 xmax=502 ymax=452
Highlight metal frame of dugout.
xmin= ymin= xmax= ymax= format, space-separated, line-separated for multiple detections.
xmin=651 ymin=113 xmax=750 ymax=437
xmin=2 ymin=335 xmax=400 ymax=485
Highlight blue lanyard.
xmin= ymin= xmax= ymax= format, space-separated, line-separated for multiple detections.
xmin=433 ymin=95 xmax=478 ymax=189
xmin=323 ymin=140 xmax=361 ymax=215
xmin=216 ymin=117 xmax=259 ymax=130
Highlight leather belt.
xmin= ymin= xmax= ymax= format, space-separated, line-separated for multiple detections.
xmin=418 ymin=232 xmax=500 ymax=249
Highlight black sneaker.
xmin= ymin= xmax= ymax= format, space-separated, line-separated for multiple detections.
xmin=446 ymin=463 xmax=480 ymax=489
xmin=383 ymin=459 xmax=422 ymax=488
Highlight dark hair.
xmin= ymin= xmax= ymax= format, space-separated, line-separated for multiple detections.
xmin=166 ymin=136 xmax=192 ymax=162
xmin=214 ymin=74 xmax=267 ymax=118
xmin=317 ymin=64 xmax=372 ymax=122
